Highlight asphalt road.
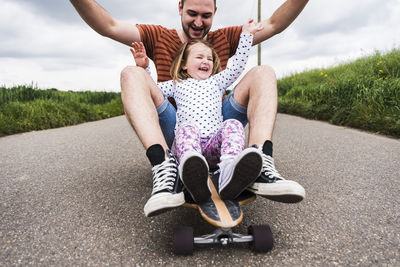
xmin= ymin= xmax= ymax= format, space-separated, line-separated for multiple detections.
xmin=1 ymin=114 xmax=399 ymax=266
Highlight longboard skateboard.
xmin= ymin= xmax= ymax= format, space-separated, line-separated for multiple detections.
xmin=173 ymin=171 xmax=274 ymax=255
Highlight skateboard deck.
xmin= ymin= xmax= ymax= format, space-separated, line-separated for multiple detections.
xmin=183 ymin=171 xmax=256 ymax=228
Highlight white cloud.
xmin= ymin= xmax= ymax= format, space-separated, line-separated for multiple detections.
xmin=258 ymin=0 xmax=400 ymax=77
xmin=0 ymin=0 xmax=133 ymax=91
xmin=0 ymin=0 xmax=399 ymax=91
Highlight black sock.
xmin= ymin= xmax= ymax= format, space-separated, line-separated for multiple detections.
xmin=146 ymin=144 xmax=165 ymax=166
xmin=262 ymin=140 xmax=273 ymax=157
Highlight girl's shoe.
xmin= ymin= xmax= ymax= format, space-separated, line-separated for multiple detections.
xmin=179 ymin=151 xmax=210 ymax=203
xmin=219 ymin=147 xmax=263 ymax=200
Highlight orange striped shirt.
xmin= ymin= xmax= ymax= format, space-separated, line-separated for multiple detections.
xmin=137 ymin=24 xmax=243 ymax=82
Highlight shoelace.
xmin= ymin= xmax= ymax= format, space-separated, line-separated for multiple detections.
xmin=261 ymin=154 xmax=284 ymax=180
xmin=151 ymin=157 xmax=177 ymax=194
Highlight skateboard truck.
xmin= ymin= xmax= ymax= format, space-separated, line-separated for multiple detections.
xmin=194 ymin=228 xmax=253 ymax=245
xmin=173 ymin=224 xmax=273 ymax=254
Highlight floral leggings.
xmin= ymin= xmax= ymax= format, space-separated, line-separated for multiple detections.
xmin=173 ymin=119 xmax=245 ymax=168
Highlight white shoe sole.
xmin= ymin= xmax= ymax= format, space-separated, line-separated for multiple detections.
xmin=248 ymin=180 xmax=306 ymax=203
xmin=144 ymin=192 xmax=185 ymax=217
xmin=219 ymin=147 xmax=263 ymax=200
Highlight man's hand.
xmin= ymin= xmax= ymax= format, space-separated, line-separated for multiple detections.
xmin=253 ymin=0 xmax=309 ymax=45
xmin=242 ymin=19 xmax=264 ymax=35
xmin=130 ymin=42 xmax=149 ymax=68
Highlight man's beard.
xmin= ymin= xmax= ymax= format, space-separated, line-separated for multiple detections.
xmin=182 ymin=22 xmax=211 ymax=40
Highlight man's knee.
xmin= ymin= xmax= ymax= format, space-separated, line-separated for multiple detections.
xmin=232 ymin=65 xmax=277 ymax=107
xmin=246 ymin=65 xmax=278 ymax=96
xmin=120 ymin=66 xmax=148 ymax=91
xmin=235 ymin=65 xmax=277 ymax=93
xmin=248 ymin=65 xmax=277 ymax=81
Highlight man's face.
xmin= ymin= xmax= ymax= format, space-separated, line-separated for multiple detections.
xmin=179 ymin=0 xmax=217 ymax=40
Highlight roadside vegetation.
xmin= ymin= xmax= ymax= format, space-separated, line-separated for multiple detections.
xmin=0 ymin=86 xmax=124 ymax=137
xmin=1 ymin=49 xmax=399 ymax=138
xmin=278 ymin=49 xmax=400 ymax=138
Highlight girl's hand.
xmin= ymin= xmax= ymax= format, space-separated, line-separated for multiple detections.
xmin=242 ymin=19 xmax=264 ymax=35
xmin=130 ymin=42 xmax=149 ymax=68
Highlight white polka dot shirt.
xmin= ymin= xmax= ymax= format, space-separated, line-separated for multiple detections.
xmin=156 ymin=32 xmax=253 ymax=138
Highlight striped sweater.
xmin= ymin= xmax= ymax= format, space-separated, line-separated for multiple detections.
xmin=137 ymin=24 xmax=243 ymax=82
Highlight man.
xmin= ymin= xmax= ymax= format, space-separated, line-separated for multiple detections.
xmin=70 ymin=0 xmax=308 ymax=217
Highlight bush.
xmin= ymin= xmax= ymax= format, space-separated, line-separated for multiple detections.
xmin=278 ymin=49 xmax=400 ymax=138
xmin=0 ymin=86 xmax=124 ymax=137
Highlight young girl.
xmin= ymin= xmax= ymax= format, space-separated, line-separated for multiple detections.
xmin=132 ymin=19 xmax=263 ymax=203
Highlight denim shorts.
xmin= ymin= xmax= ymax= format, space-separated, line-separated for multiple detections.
xmin=157 ymin=90 xmax=248 ymax=148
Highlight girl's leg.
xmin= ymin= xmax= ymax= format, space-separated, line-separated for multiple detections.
xmin=175 ymin=124 xmax=210 ymax=203
xmin=220 ymin=119 xmax=246 ymax=157
xmin=174 ymin=123 xmax=202 ymax=163
xmin=211 ymin=119 xmax=263 ymax=200
xmin=202 ymin=119 xmax=246 ymax=167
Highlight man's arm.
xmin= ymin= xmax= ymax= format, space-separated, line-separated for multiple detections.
xmin=70 ymin=0 xmax=141 ymax=46
xmin=253 ymin=0 xmax=309 ymax=45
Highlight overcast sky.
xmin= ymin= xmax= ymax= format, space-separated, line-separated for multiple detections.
xmin=1 ymin=0 xmax=399 ymax=92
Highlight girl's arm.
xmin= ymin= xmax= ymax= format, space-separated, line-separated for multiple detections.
xmin=157 ymin=80 xmax=176 ymax=98
xmin=212 ymin=32 xmax=253 ymax=91
xmin=213 ymin=19 xmax=263 ymax=91
xmin=130 ymin=42 xmax=149 ymax=69
xmin=130 ymin=42 xmax=175 ymax=97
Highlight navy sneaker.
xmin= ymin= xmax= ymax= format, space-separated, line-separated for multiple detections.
xmin=144 ymin=150 xmax=185 ymax=217
xmin=247 ymin=146 xmax=306 ymax=203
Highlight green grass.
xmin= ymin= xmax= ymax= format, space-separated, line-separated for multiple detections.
xmin=0 ymin=86 xmax=124 ymax=137
xmin=278 ymin=49 xmax=400 ymax=138
xmin=1 ymin=49 xmax=399 ymax=138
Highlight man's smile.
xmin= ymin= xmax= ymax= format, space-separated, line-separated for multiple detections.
xmin=190 ymin=24 xmax=204 ymax=35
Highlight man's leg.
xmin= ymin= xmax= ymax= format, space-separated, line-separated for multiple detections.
xmin=120 ymin=66 xmax=168 ymax=150
xmin=120 ymin=66 xmax=184 ymax=216
xmin=222 ymin=65 xmax=305 ymax=203
xmin=226 ymin=65 xmax=277 ymax=144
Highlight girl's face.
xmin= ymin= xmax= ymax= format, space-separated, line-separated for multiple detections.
xmin=182 ymin=43 xmax=213 ymax=80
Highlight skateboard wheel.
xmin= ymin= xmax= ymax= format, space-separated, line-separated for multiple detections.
xmin=173 ymin=226 xmax=194 ymax=255
xmin=248 ymin=225 xmax=273 ymax=253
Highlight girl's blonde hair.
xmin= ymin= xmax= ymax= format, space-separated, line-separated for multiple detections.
xmin=170 ymin=39 xmax=222 ymax=82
